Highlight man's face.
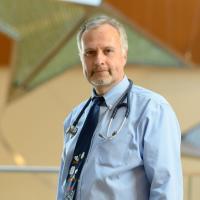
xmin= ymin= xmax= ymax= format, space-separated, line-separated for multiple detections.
xmin=80 ymin=23 xmax=127 ymax=94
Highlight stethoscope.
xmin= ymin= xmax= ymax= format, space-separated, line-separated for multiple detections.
xmin=66 ymin=79 xmax=133 ymax=140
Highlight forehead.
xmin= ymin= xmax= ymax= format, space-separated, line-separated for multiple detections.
xmin=81 ymin=24 xmax=121 ymax=47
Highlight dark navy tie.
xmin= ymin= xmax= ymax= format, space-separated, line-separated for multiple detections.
xmin=65 ymin=96 xmax=105 ymax=200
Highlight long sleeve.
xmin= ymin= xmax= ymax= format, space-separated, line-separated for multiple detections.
xmin=57 ymin=112 xmax=74 ymax=200
xmin=141 ymin=101 xmax=183 ymax=199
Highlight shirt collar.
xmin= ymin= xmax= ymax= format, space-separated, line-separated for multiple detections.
xmin=92 ymin=76 xmax=130 ymax=110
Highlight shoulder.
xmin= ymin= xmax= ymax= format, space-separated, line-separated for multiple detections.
xmin=63 ymin=99 xmax=89 ymax=127
xmin=129 ymin=83 xmax=176 ymax=120
xmin=130 ymin=84 xmax=180 ymax=137
xmin=130 ymin=83 xmax=169 ymax=107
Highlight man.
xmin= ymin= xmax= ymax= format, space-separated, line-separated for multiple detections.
xmin=57 ymin=15 xmax=183 ymax=200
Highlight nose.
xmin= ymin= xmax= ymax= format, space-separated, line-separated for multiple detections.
xmin=94 ymin=50 xmax=105 ymax=66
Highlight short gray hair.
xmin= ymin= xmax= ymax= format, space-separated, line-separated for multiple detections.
xmin=77 ymin=15 xmax=128 ymax=54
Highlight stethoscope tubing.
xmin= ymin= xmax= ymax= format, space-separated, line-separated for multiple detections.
xmin=67 ymin=79 xmax=133 ymax=139
xmin=111 ymin=80 xmax=132 ymax=119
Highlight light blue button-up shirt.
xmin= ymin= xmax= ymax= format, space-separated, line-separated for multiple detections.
xmin=57 ymin=76 xmax=183 ymax=200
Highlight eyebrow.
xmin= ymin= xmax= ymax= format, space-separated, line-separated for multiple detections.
xmin=84 ymin=48 xmax=95 ymax=51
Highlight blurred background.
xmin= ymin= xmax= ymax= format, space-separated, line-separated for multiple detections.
xmin=0 ymin=0 xmax=200 ymax=199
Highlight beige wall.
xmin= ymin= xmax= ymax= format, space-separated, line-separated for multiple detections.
xmin=1 ymin=66 xmax=200 ymax=199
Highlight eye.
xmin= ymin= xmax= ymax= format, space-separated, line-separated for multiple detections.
xmin=104 ymin=48 xmax=114 ymax=55
xmin=84 ymin=50 xmax=96 ymax=57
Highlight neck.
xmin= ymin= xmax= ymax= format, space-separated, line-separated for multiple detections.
xmin=94 ymin=86 xmax=112 ymax=95
xmin=94 ymin=77 xmax=124 ymax=95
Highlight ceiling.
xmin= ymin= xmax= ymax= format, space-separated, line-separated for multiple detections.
xmin=0 ymin=0 xmax=187 ymax=103
xmin=106 ymin=0 xmax=200 ymax=66
xmin=1 ymin=0 xmax=199 ymax=67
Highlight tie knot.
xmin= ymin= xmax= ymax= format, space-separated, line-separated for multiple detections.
xmin=92 ymin=96 xmax=105 ymax=106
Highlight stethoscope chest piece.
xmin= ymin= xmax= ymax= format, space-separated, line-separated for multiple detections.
xmin=66 ymin=125 xmax=78 ymax=137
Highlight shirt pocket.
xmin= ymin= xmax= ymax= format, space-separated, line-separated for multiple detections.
xmin=97 ymin=131 xmax=137 ymax=168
